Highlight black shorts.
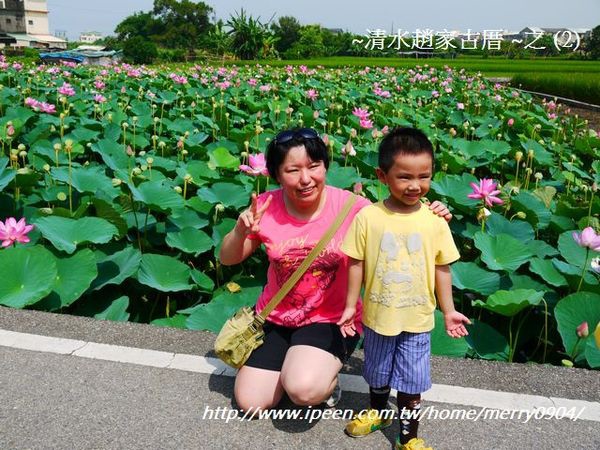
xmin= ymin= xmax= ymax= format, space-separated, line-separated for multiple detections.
xmin=244 ymin=321 xmax=361 ymax=372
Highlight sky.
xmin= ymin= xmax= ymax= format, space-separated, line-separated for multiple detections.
xmin=46 ymin=0 xmax=600 ymax=41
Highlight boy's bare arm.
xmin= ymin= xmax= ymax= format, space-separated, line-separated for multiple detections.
xmin=435 ymin=264 xmax=471 ymax=338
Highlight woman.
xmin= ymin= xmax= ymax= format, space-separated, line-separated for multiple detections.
xmin=219 ymin=128 xmax=450 ymax=412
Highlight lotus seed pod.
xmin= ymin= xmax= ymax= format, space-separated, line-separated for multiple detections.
xmin=146 ymin=157 xmax=154 ymax=165
xmin=174 ymin=186 xmax=182 ymax=194
xmin=18 ymin=150 xmax=27 ymax=158
xmin=57 ymin=192 xmax=67 ymax=201
xmin=139 ymin=151 xmax=146 ymax=157
xmin=122 ymin=122 xmax=128 ymax=129
xmin=215 ymin=204 xmax=225 ymax=212
xmin=39 ymin=208 xmax=53 ymax=215
xmin=515 ymin=151 xmax=523 ymax=162
xmin=182 ymin=150 xmax=188 ymax=156
xmin=17 ymin=143 xmax=26 ymax=151
xmin=534 ymin=172 xmax=543 ymax=180
xmin=111 ymin=178 xmax=122 ymax=187
xmin=132 ymin=167 xmax=142 ymax=175
xmin=184 ymin=174 xmax=193 ymax=182
xmin=43 ymin=164 xmax=50 ymax=172
xmin=140 ymin=164 xmax=148 ymax=171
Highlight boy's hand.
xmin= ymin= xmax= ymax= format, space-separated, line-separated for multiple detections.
xmin=444 ymin=311 xmax=471 ymax=338
xmin=337 ymin=306 xmax=357 ymax=337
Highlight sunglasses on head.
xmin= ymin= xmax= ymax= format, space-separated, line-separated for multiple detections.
xmin=273 ymin=128 xmax=319 ymax=145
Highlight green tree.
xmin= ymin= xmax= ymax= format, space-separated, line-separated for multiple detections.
xmin=226 ymin=9 xmax=272 ymax=60
xmin=115 ymin=11 xmax=162 ymax=41
xmin=271 ymin=16 xmax=301 ymax=54
xmin=152 ymin=0 xmax=214 ymax=49
xmin=284 ymin=25 xmax=325 ymax=59
xmin=122 ymin=36 xmax=158 ymax=64
xmin=586 ymin=25 xmax=600 ymax=59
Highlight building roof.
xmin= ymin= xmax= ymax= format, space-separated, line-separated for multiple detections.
xmin=6 ymin=33 xmax=66 ymax=44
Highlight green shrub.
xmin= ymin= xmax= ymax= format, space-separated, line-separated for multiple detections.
xmin=122 ymin=36 xmax=158 ymax=64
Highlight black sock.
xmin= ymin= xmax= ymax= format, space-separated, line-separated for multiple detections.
xmin=397 ymin=392 xmax=422 ymax=445
xmin=369 ymin=386 xmax=391 ymax=412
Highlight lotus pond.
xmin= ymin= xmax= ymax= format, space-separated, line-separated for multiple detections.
xmin=0 ymin=57 xmax=599 ymax=368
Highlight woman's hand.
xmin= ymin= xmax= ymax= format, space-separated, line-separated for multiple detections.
xmin=337 ymin=306 xmax=357 ymax=337
xmin=234 ymin=193 xmax=273 ymax=237
xmin=427 ymin=200 xmax=452 ymax=222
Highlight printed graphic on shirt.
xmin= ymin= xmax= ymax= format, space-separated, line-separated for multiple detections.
xmin=272 ymin=246 xmax=340 ymax=327
xmin=371 ymin=231 xmax=429 ymax=308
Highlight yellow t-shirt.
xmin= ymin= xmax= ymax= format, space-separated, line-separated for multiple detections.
xmin=341 ymin=202 xmax=460 ymax=336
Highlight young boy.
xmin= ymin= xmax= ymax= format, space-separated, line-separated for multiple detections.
xmin=337 ymin=127 xmax=470 ymax=450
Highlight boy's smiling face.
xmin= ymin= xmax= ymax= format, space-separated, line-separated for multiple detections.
xmin=376 ymin=152 xmax=433 ymax=213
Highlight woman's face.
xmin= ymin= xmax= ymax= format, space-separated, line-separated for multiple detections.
xmin=277 ymin=145 xmax=327 ymax=211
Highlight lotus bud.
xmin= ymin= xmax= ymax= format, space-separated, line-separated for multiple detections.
xmin=64 ymin=139 xmax=73 ymax=153
xmin=215 ymin=204 xmax=225 ymax=213
xmin=516 ymin=211 xmax=527 ymax=219
xmin=174 ymin=186 xmax=182 ymax=194
xmin=111 ymin=178 xmax=122 ymax=187
xmin=576 ymin=322 xmax=589 ymax=338
xmin=132 ymin=167 xmax=142 ymax=176
xmin=43 ymin=164 xmax=50 ymax=172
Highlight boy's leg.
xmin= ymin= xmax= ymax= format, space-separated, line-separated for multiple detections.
xmin=345 ymin=326 xmax=395 ymax=437
xmin=391 ymin=332 xmax=432 ymax=446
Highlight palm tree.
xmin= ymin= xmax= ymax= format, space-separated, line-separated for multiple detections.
xmin=226 ymin=9 xmax=272 ymax=60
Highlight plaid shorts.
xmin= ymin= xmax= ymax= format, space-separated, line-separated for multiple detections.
xmin=362 ymin=325 xmax=432 ymax=394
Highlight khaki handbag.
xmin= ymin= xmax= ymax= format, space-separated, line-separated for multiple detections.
xmin=214 ymin=194 xmax=357 ymax=369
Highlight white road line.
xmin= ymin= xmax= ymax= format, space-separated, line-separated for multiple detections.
xmin=1 ymin=328 xmax=598 ymax=422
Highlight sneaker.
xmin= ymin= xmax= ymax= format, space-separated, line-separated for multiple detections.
xmin=345 ymin=408 xmax=393 ymax=437
xmin=324 ymin=379 xmax=341 ymax=408
xmin=394 ymin=437 xmax=433 ymax=450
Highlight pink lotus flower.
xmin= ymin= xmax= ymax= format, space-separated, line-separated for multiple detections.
xmin=239 ymin=153 xmax=269 ymax=177
xmin=572 ymin=227 xmax=600 ymax=252
xmin=352 ymin=107 xmax=370 ymax=121
xmin=306 ymin=89 xmax=319 ymax=101
xmin=457 ymin=102 xmax=465 ymax=110
xmin=94 ymin=94 xmax=106 ymax=103
xmin=507 ymin=118 xmax=514 ymax=127
xmin=576 ymin=322 xmax=589 ymax=338
xmin=0 ymin=217 xmax=34 ymax=247
xmin=353 ymin=182 xmax=363 ymax=195
xmin=58 ymin=82 xmax=75 ymax=96
xmin=247 ymin=78 xmax=257 ymax=86
xmin=468 ymin=178 xmax=504 ymax=207
xmin=359 ymin=118 xmax=373 ymax=129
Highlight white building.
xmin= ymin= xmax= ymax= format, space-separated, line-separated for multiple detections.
xmin=0 ymin=0 xmax=66 ymax=49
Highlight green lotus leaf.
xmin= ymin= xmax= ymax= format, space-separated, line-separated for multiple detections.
xmin=557 ymin=231 xmax=597 ymax=268
xmin=92 ymin=246 xmax=142 ymax=291
xmin=554 ymin=292 xmax=600 ymax=366
xmin=94 ymin=296 xmax=130 ymax=322
xmin=91 ymin=139 xmax=130 ymax=171
xmin=0 ymin=157 xmax=16 ymax=191
xmin=168 ymin=209 xmax=209 ymax=230
xmin=529 ymin=258 xmax=568 ymax=287
xmin=474 ymin=232 xmax=534 ymax=272
xmin=451 ymin=261 xmax=500 ymax=295
xmin=472 ymin=289 xmax=544 ymax=317
xmin=508 ymin=273 xmax=554 ymax=292
xmin=525 ymin=240 xmax=558 ymax=258
xmin=485 ymin=212 xmax=534 ymax=242
xmin=129 ymin=180 xmax=185 ymax=213
xmin=36 ymin=249 xmax=98 ymax=310
xmin=67 ymin=127 xmax=100 ymax=142
xmin=0 ymin=245 xmax=57 ymax=308
xmin=212 ymin=218 xmax=236 ymax=258
xmin=208 ymin=146 xmax=240 ymax=170
xmin=465 ymin=319 xmax=509 ymax=361
xmin=50 ymin=166 xmax=116 ymax=196
xmin=191 ymin=269 xmax=215 ymax=293
xmin=197 ymin=182 xmax=250 ymax=209
xmin=431 ymin=309 xmax=469 ymax=358
xmin=34 ymin=216 xmax=118 ymax=254
xmin=511 ymin=191 xmax=552 ymax=230
xmin=151 ymin=314 xmax=188 ymax=329
xmin=186 ymin=286 xmax=263 ymax=332
xmin=137 ymin=254 xmax=192 ymax=292
xmin=326 ymin=164 xmax=363 ymax=189
xmin=166 ymin=227 xmax=213 ymax=255
xmin=178 ymin=160 xmax=219 ymax=182
xmin=89 ymin=198 xmax=128 ymax=237
xmin=430 ymin=173 xmax=479 ymax=209
xmin=585 ymin=338 xmax=600 ymax=369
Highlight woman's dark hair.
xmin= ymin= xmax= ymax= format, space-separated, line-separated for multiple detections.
xmin=266 ymin=128 xmax=329 ymax=181
xmin=378 ymin=127 xmax=434 ymax=173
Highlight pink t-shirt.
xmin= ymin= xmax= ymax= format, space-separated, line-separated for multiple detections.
xmin=251 ymin=186 xmax=370 ymax=332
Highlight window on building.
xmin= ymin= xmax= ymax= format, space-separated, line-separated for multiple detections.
xmin=6 ymin=18 xmax=11 ymax=24
xmin=0 ymin=0 xmax=5 ymax=9
xmin=28 ymin=20 xmax=34 ymax=25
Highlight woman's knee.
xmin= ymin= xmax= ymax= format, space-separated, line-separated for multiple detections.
xmin=234 ymin=366 xmax=283 ymax=412
xmin=282 ymin=374 xmax=332 ymax=406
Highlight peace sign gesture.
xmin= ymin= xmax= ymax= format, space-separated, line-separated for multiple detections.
xmin=234 ymin=193 xmax=273 ymax=237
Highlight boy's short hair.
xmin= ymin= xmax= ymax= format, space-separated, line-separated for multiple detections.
xmin=378 ymin=127 xmax=434 ymax=173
